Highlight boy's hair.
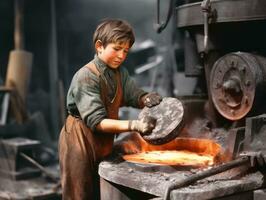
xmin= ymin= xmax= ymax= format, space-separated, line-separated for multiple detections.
xmin=93 ymin=19 xmax=135 ymax=50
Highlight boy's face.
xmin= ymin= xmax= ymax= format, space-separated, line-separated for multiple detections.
xmin=96 ymin=40 xmax=130 ymax=69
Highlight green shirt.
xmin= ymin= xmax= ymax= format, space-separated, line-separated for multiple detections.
xmin=66 ymin=55 xmax=147 ymax=131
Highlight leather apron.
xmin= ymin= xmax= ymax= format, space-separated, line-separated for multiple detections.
xmin=58 ymin=62 xmax=123 ymax=200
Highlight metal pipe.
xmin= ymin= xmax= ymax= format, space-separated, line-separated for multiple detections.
xmin=163 ymin=156 xmax=250 ymax=200
xmin=157 ymin=0 xmax=160 ymax=24
xmin=20 ymin=152 xmax=59 ymax=182
xmin=201 ymin=0 xmax=211 ymax=53
xmin=49 ymin=0 xmax=60 ymax=138
xmin=14 ymin=0 xmax=24 ymax=50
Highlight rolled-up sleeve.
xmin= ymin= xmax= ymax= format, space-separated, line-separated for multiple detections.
xmin=72 ymin=70 xmax=107 ymax=131
xmin=121 ymin=68 xmax=147 ymax=108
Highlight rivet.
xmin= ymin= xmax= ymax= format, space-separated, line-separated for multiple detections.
xmin=240 ymin=66 xmax=246 ymax=73
xmin=244 ymin=96 xmax=249 ymax=105
xmin=215 ymin=82 xmax=221 ymax=89
xmin=231 ymin=61 xmax=236 ymax=68
xmin=230 ymin=109 xmax=235 ymax=115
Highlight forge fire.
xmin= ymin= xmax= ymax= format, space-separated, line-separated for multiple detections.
xmin=120 ymin=135 xmax=223 ymax=167
xmin=123 ymin=150 xmax=215 ymax=166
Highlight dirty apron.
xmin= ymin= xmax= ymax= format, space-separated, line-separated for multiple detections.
xmin=59 ymin=62 xmax=123 ymax=200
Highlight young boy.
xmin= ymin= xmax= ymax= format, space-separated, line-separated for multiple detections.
xmin=58 ymin=18 xmax=162 ymax=200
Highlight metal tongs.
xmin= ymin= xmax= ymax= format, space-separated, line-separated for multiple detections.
xmin=163 ymin=152 xmax=265 ymax=200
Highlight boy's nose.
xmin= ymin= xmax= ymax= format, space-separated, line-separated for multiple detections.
xmin=118 ymin=51 xmax=126 ymax=59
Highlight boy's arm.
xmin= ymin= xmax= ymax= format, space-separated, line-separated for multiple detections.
xmin=96 ymin=117 xmax=156 ymax=135
xmin=96 ymin=119 xmax=129 ymax=133
xmin=72 ymin=68 xmax=107 ymax=131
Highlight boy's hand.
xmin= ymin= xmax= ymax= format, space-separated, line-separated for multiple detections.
xmin=143 ymin=93 xmax=162 ymax=107
xmin=129 ymin=116 xmax=157 ymax=135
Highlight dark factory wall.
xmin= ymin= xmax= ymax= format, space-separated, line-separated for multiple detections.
xmin=0 ymin=0 xmax=178 ymax=139
xmin=0 ymin=0 xmax=174 ymax=89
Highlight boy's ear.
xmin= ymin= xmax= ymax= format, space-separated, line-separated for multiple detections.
xmin=95 ymin=40 xmax=103 ymax=53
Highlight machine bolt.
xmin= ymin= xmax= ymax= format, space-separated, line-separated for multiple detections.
xmin=230 ymin=109 xmax=235 ymax=115
xmin=196 ymin=65 xmax=203 ymax=70
xmin=240 ymin=66 xmax=246 ymax=73
xmin=223 ymin=78 xmax=241 ymax=93
xmin=218 ymin=98 xmax=224 ymax=103
xmin=231 ymin=61 xmax=236 ymax=68
xmin=244 ymin=96 xmax=249 ymax=105
xmin=214 ymin=82 xmax=221 ymax=89
xmin=245 ymin=80 xmax=251 ymax=86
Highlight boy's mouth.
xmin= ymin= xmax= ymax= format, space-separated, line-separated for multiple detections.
xmin=113 ymin=61 xmax=121 ymax=65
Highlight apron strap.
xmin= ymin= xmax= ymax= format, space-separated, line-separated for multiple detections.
xmin=85 ymin=62 xmax=100 ymax=76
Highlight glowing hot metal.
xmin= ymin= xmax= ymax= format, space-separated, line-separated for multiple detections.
xmin=123 ymin=150 xmax=215 ymax=166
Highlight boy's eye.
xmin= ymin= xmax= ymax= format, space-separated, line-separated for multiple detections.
xmin=113 ymin=46 xmax=129 ymax=54
xmin=113 ymin=47 xmax=120 ymax=51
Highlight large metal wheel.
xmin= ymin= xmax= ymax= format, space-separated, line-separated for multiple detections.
xmin=210 ymin=52 xmax=266 ymax=120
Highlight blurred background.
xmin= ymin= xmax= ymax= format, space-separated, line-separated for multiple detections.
xmin=0 ymin=0 xmax=191 ymax=142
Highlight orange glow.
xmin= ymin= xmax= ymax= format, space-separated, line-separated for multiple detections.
xmin=123 ymin=150 xmax=215 ymax=166
xmin=120 ymin=135 xmax=223 ymax=167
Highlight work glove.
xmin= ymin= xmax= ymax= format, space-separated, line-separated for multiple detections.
xmin=143 ymin=92 xmax=162 ymax=107
xmin=129 ymin=116 xmax=157 ymax=135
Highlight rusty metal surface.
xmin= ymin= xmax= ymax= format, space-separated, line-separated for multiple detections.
xmin=124 ymin=161 xmax=193 ymax=173
xmin=99 ymin=159 xmax=264 ymax=199
xmin=244 ymin=114 xmax=266 ymax=164
xmin=176 ymin=0 xmax=266 ymax=28
xmin=1 ymin=137 xmax=40 ymax=151
xmin=138 ymin=97 xmax=184 ymax=145
xmin=100 ymin=177 xmax=156 ymax=200
xmin=0 ymin=138 xmax=41 ymax=180
xmin=0 ymin=160 xmax=61 ymax=199
xmin=0 ymin=176 xmax=61 ymax=200
xmin=254 ymin=189 xmax=266 ymax=200
xmin=164 ymin=157 xmax=250 ymax=200
xmin=210 ymin=52 xmax=266 ymax=120
xmin=226 ymin=127 xmax=245 ymax=160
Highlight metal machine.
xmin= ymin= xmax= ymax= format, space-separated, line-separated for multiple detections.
xmin=176 ymin=0 xmax=266 ymax=123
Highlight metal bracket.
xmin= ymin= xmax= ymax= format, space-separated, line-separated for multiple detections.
xmin=0 ymin=92 xmax=10 ymax=125
xmin=201 ymin=0 xmax=217 ymax=54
